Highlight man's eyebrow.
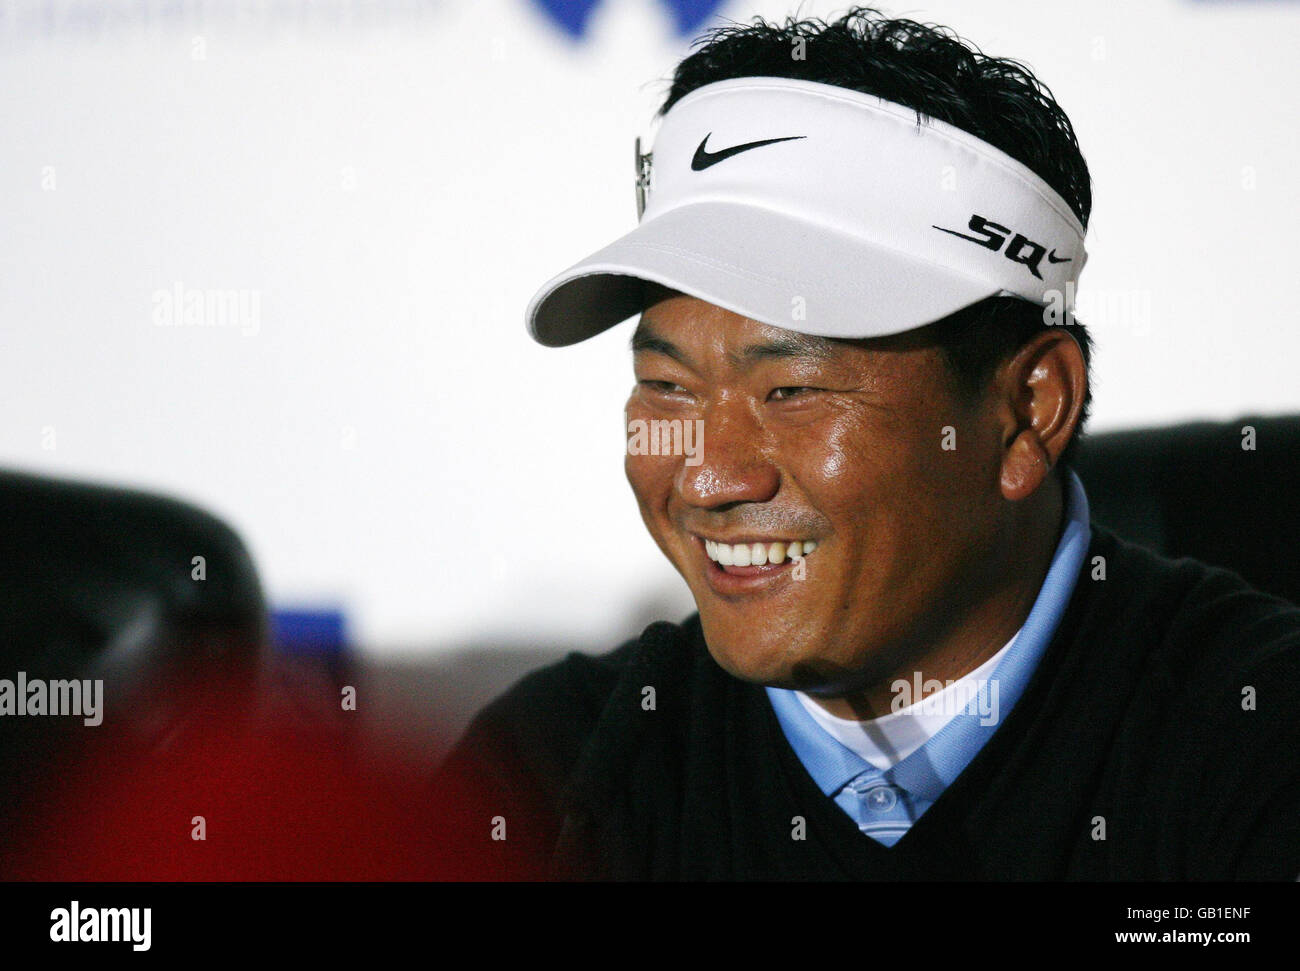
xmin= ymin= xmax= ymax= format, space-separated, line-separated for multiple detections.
xmin=631 ymin=323 xmax=841 ymax=368
xmin=732 ymin=331 xmax=840 ymax=365
xmin=630 ymin=325 xmax=683 ymax=362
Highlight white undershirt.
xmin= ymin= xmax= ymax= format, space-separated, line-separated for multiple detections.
xmin=794 ymin=630 xmax=1019 ymax=771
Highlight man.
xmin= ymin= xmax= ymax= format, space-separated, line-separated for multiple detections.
xmin=433 ymin=8 xmax=1300 ymax=880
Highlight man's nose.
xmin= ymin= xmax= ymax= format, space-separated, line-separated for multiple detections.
xmin=675 ymin=400 xmax=779 ymax=508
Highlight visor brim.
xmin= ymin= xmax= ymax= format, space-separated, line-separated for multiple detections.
xmin=526 ymin=201 xmax=1003 ymax=347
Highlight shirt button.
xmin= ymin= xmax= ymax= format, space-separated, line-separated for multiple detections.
xmin=863 ymin=784 xmax=898 ymax=812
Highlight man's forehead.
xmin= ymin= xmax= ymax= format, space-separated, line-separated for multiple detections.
xmin=633 ymin=289 xmax=842 ymax=365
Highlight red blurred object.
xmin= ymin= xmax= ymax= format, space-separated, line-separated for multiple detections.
xmin=1 ymin=659 xmax=499 ymax=881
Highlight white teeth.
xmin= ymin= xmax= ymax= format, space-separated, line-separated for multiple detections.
xmin=703 ymin=538 xmax=819 ymax=566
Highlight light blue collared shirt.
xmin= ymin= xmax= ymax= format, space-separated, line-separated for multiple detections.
xmin=766 ymin=470 xmax=1092 ymax=846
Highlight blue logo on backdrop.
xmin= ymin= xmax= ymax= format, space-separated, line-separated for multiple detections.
xmin=271 ymin=608 xmax=348 ymax=657
xmin=532 ymin=0 xmax=729 ymax=38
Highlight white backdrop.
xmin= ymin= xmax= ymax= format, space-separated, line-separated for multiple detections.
xmin=3 ymin=0 xmax=1298 ymax=654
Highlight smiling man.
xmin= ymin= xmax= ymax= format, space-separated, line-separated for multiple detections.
xmin=622 ymin=286 xmax=1078 ymax=722
xmin=433 ymin=8 xmax=1300 ymax=880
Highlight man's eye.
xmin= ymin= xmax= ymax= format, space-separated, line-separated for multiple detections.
xmin=770 ymin=386 xmax=817 ymax=400
xmin=640 ymin=380 xmax=685 ymax=393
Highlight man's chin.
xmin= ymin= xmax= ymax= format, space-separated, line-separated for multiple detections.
xmin=700 ymin=630 xmax=823 ymax=689
xmin=699 ymin=623 xmax=887 ymax=696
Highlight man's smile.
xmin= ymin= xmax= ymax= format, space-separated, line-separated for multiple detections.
xmin=688 ymin=532 xmax=822 ymax=597
xmin=700 ymin=535 xmax=819 ymax=567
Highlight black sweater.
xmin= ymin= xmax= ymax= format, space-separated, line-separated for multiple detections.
xmin=433 ymin=524 xmax=1300 ymax=880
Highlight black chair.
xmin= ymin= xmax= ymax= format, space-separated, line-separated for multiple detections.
xmin=0 ymin=468 xmax=269 ymax=828
xmin=1074 ymin=414 xmax=1300 ymax=606
xmin=0 ymin=469 xmax=266 ymax=672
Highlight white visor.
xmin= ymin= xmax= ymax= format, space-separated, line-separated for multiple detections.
xmin=525 ymin=76 xmax=1087 ymax=347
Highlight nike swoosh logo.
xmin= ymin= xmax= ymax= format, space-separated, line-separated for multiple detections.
xmin=1046 ymin=249 xmax=1071 ymax=264
xmin=691 ymin=133 xmax=806 ymax=171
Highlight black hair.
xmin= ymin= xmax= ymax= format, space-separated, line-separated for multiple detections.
xmin=659 ymin=6 xmax=1094 ymax=475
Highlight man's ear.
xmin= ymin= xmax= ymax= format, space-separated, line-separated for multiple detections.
xmin=996 ymin=329 xmax=1087 ymax=502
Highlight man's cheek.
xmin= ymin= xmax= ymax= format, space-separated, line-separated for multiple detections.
xmin=624 ymin=454 xmax=682 ymax=558
xmin=625 ymin=450 xmax=676 ymax=492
